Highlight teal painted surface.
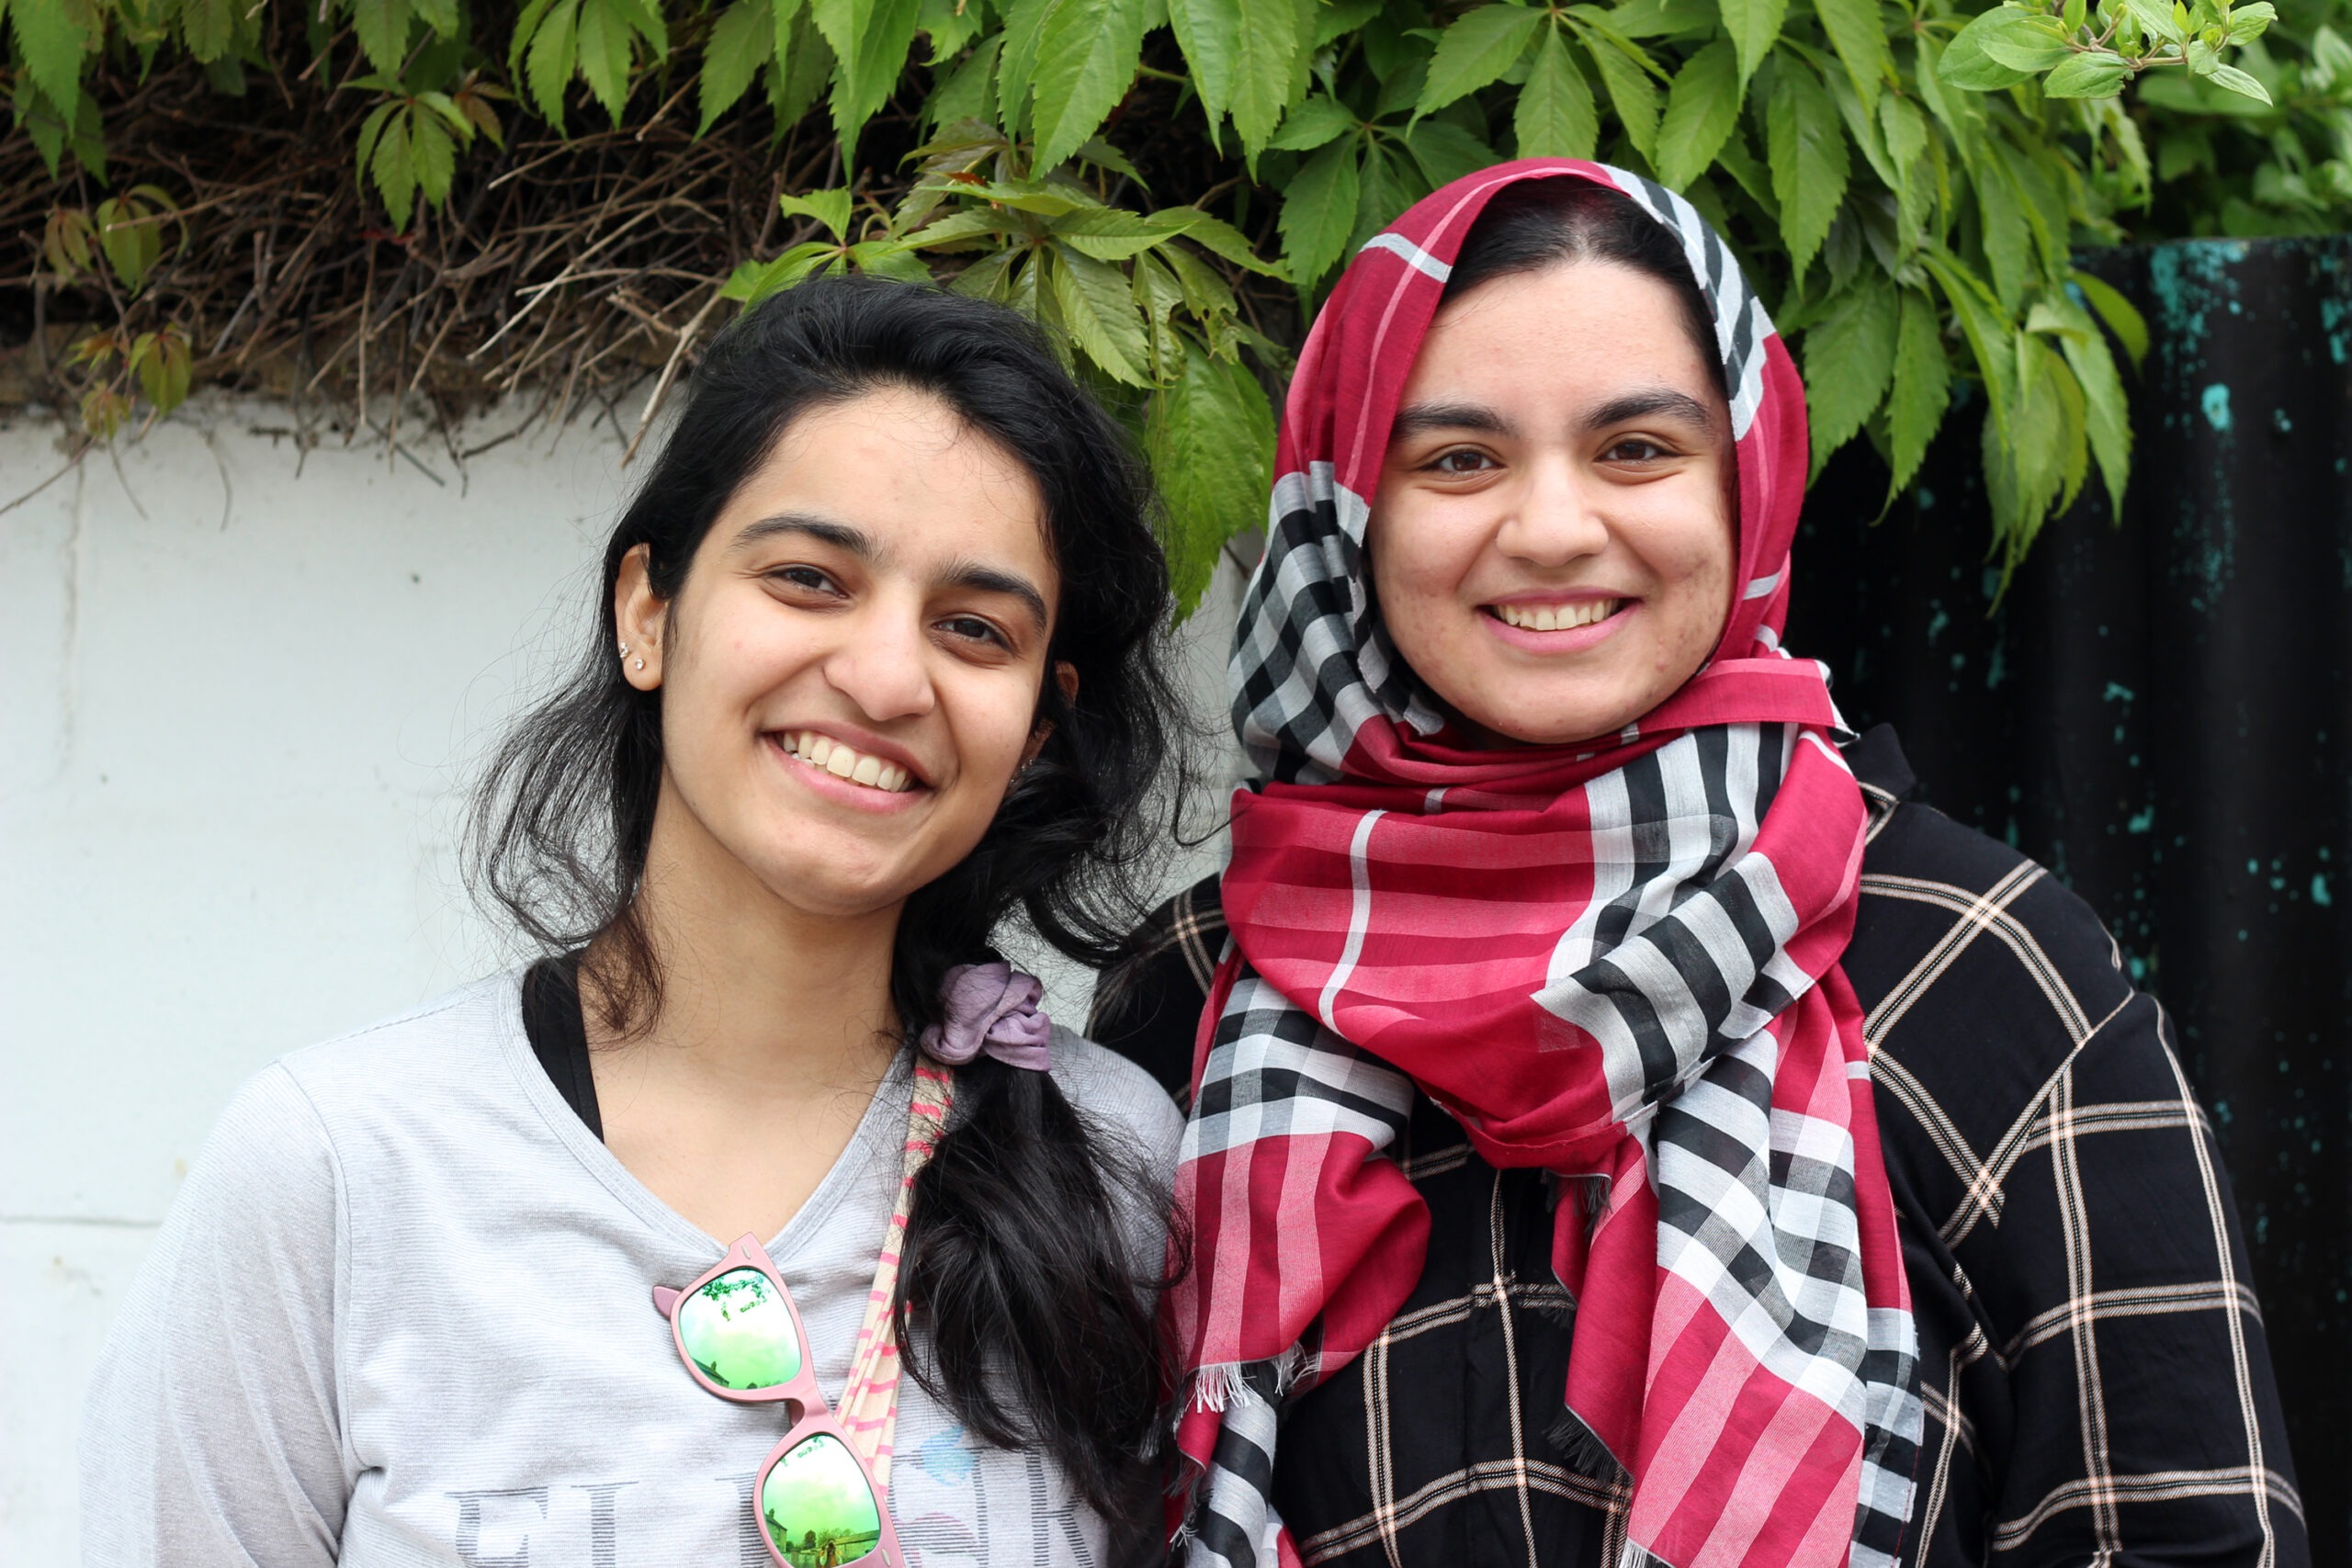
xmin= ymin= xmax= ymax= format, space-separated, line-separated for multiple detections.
xmin=1798 ymin=232 xmax=2352 ymax=1565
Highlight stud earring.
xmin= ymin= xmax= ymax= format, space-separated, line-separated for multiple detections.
xmin=617 ymin=642 xmax=630 ymax=656
xmin=633 ymin=657 xmax=646 ymax=671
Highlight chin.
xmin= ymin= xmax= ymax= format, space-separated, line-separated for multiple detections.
xmin=748 ymin=840 xmax=927 ymax=921
xmin=1458 ymin=683 xmax=1642 ymax=750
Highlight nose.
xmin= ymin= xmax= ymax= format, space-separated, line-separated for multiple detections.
xmin=1493 ymin=452 xmax=1610 ymax=568
xmin=820 ymin=592 xmax=937 ymax=724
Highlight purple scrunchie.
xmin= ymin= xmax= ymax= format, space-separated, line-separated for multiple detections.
xmin=918 ymin=961 xmax=1053 ymax=1071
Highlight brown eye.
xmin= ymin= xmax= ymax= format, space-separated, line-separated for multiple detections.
xmin=1430 ymin=449 xmax=1497 ymax=475
xmin=1604 ymin=438 xmax=1671 ymax=463
xmin=937 ymin=615 xmax=1009 ymax=649
xmin=771 ymin=565 xmax=842 ymax=593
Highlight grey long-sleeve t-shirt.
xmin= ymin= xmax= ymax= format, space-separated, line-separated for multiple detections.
xmin=79 ymin=972 xmax=1184 ymax=1568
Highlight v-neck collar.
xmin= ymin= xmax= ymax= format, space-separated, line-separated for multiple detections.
xmin=490 ymin=969 xmax=916 ymax=1269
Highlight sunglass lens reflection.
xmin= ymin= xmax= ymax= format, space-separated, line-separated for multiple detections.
xmin=762 ymin=1433 xmax=884 ymax=1566
xmin=676 ymin=1268 xmax=803 ymax=1389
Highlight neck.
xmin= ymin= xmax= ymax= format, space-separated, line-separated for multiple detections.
xmin=587 ymin=772 xmax=904 ymax=1101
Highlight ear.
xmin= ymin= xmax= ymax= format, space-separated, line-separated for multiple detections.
xmin=614 ymin=543 xmax=668 ymax=691
xmin=1022 ymin=660 xmax=1079 ymax=767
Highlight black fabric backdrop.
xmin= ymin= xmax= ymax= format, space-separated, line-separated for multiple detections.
xmin=1793 ymin=235 xmax=2351 ymax=1562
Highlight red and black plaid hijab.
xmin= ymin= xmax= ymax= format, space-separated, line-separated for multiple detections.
xmin=1169 ymin=162 xmax=1922 ymax=1568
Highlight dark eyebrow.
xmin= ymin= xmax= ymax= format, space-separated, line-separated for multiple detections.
xmin=731 ymin=513 xmax=876 ymax=557
xmin=940 ymin=559 xmax=1050 ymax=635
xmin=1390 ymin=401 xmax=1516 ymax=441
xmin=1584 ymin=388 xmax=1719 ymax=434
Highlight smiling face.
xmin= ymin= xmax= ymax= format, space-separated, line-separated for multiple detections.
xmin=617 ymin=386 xmax=1063 ymax=923
xmin=1367 ymin=257 xmax=1737 ymax=749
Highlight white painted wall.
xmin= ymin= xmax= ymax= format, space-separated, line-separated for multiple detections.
xmin=0 ymin=395 xmax=1244 ymax=1566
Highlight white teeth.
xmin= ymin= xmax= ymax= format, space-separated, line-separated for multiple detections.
xmin=1496 ymin=599 xmax=1620 ymax=632
xmin=783 ymin=731 xmax=918 ymax=793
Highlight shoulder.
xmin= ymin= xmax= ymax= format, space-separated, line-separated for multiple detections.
xmin=1845 ymin=730 xmax=2171 ymax=1193
xmin=269 ymin=972 xmax=532 ymax=1131
xmin=1047 ymin=1027 xmax=1186 ymax=1175
xmin=1848 ymin=729 xmax=2137 ymax=1067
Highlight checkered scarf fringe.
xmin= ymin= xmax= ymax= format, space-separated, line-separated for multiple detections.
xmin=1168 ymin=162 xmax=1923 ymax=1568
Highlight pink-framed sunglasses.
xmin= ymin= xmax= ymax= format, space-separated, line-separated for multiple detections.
xmin=653 ymin=1234 xmax=906 ymax=1568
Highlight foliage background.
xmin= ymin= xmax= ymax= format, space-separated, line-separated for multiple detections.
xmin=2 ymin=0 xmax=2343 ymax=608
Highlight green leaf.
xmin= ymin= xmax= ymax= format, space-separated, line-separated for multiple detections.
xmin=779 ymin=186 xmax=854 ymax=239
xmin=1516 ymin=24 xmax=1598 ymax=158
xmin=370 ymin=112 xmax=418 ymax=230
xmin=2205 ymin=62 xmax=2272 ymax=104
xmin=521 ymin=0 xmax=582 ymax=126
xmin=2070 ymin=267 xmax=2148 ymax=367
xmin=699 ymin=0 xmax=773 ymax=132
xmin=1269 ymin=94 xmax=1356 ymax=151
xmin=1163 ymin=209 xmax=1281 ymax=273
xmin=1167 ymin=0 xmax=1239 ymax=125
xmin=575 ymin=0 xmax=637 ymax=120
xmin=918 ymin=0 xmax=983 ymax=61
xmin=1973 ymin=11 xmax=2074 ymax=72
xmin=2120 ymin=0 xmax=2184 ymax=44
xmin=1348 ymin=141 xmax=1418 ymax=255
xmin=12 ymin=0 xmax=90 ymax=113
xmin=1278 ymin=138 xmax=1360 ymax=288
xmin=847 ymin=238 xmax=933 ymax=282
xmin=2005 ymin=141 xmax=2068 ymax=278
xmin=1417 ymin=3 xmax=1544 ymax=116
xmin=1229 ymin=0 xmax=1306 ymax=152
xmin=2043 ymin=293 xmax=2131 ymax=517
xmin=2225 ymin=2 xmax=2276 ymax=44
xmin=813 ymin=0 xmax=923 ymax=158
xmin=1802 ymin=274 xmax=1898 ymax=475
xmin=356 ymin=100 xmax=398 ymax=182
xmin=1938 ymin=9 xmax=2042 ymax=89
xmin=1404 ymin=120 xmax=1497 ymax=189
xmin=413 ymin=0 xmax=460 ymax=34
xmin=1050 ymin=207 xmax=1180 ymax=260
xmin=722 ymin=241 xmax=842 ymax=302
xmin=352 ymin=0 xmax=413 ymax=74
xmin=1923 ymin=248 xmax=2018 ymax=431
xmin=1812 ymin=0 xmax=1893 ymax=109
xmin=1149 ymin=335 xmax=1277 ymax=617
xmin=1655 ymin=39 xmax=1740 ymax=190
xmin=1164 ymin=243 xmax=1241 ymax=318
xmin=1720 ymin=0 xmax=1788 ymax=87
xmin=416 ymin=90 xmax=472 ymax=138
xmin=767 ymin=3 xmax=832 ymax=125
xmin=1885 ymin=288 xmax=1950 ymax=496
xmin=925 ymin=31 xmax=1000 ymax=126
xmin=1767 ymin=60 xmax=1847 ymax=276
xmin=947 ymin=246 xmax=1020 ymax=301
xmin=1578 ymin=30 xmax=1661 ymax=159
xmin=409 ymin=107 xmax=457 ymax=206
xmin=1170 ymin=0 xmax=1303 ymax=152
xmin=2040 ymin=48 xmax=2131 ymax=96
xmin=1052 ymin=248 xmax=1154 ymax=383
xmin=179 ymin=0 xmax=235 ymax=60
xmin=1976 ymin=156 xmax=2030 ymax=310
xmin=1030 ymin=0 xmax=1148 ymax=168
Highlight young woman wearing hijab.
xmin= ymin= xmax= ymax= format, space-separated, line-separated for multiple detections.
xmin=82 ymin=276 xmax=1187 ymax=1567
xmin=1091 ymin=164 xmax=2303 ymax=1568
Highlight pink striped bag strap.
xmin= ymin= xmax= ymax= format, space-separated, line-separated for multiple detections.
xmin=833 ymin=1058 xmax=956 ymax=1495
